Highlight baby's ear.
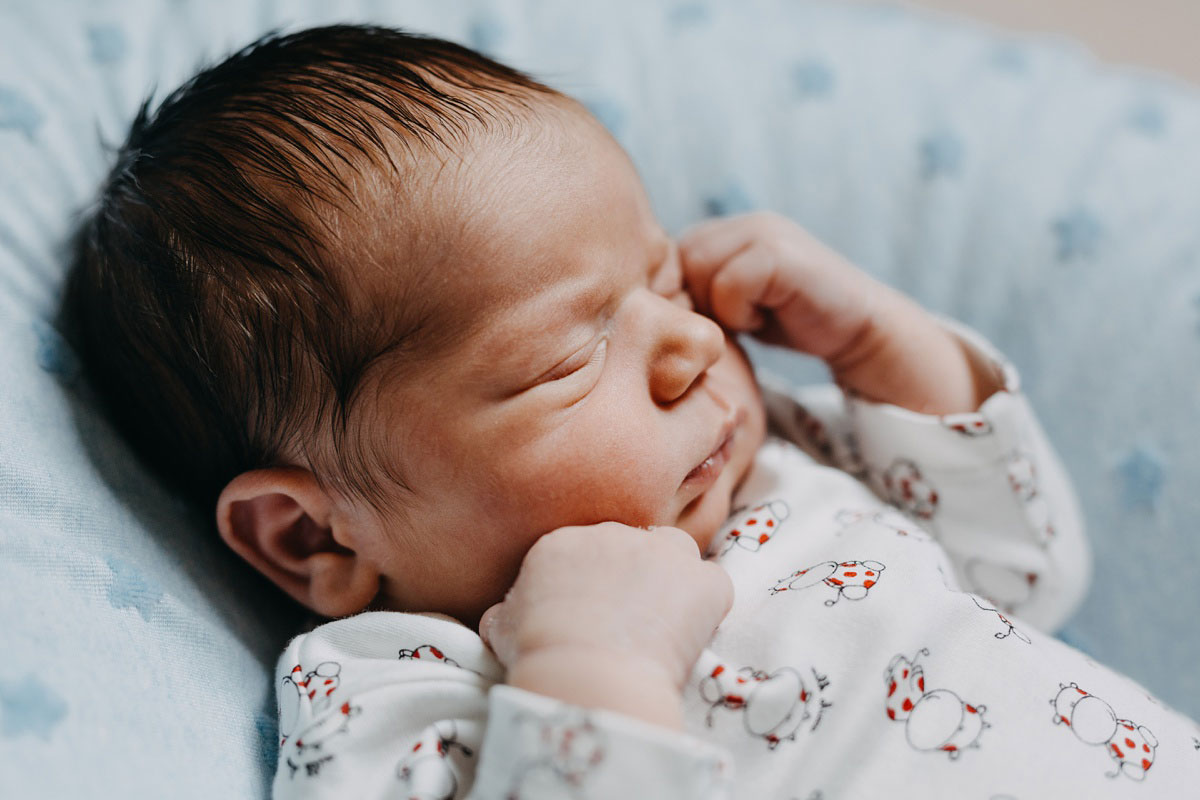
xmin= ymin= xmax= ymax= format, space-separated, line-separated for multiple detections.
xmin=216 ymin=467 xmax=380 ymax=617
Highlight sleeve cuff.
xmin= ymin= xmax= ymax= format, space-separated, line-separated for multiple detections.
xmin=847 ymin=316 xmax=1031 ymax=471
xmin=473 ymin=685 xmax=733 ymax=800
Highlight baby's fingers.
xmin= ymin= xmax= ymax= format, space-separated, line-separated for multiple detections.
xmin=708 ymin=242 xmax=794 ymax=332
xmin=678 ymin=216 xmax=759 ymax=314
xmin=479 ymin=598 xmax=517 ymax=665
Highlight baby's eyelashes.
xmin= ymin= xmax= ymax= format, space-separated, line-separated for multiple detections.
xmin=535 ymin=336 xmax=608 ymax=384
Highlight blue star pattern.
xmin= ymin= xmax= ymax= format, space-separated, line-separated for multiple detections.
xmin=32 ymin=319 xmax=81 ymax=383
xmin=667 ymin=2 xmax=709 ymax=27
xmin=106 ymin=557 xmax=165 ymax=621
xmin=1114 ymin=446 xmax=1166 ymax=512
xmin=1128 ymin=101 xmax=1167 ymax=137
xmin=86 ymin=24 xmax=127 ymax=64
xmin=703 ymin=181 xmax=754 ymax=217
xmin=1052 ymin=207 xmax=1104 ymax=261
xmin=990 ymin=44 xmax=1029 ymax=74
xmin=792 ymin=59 xmax=835 ymax=100
xmin=0 ymin=85 xmax=43 ymax=140
xmin=0 ymin=675 xmax=68 ymax=740
xmin=918 ymin=129 xmax=964 ymax=179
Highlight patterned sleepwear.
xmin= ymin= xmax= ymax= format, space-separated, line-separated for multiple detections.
xmin=270 ymin=325 xmax=1200 ymax=799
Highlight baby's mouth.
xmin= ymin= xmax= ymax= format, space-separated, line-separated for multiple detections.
xmin=681 ymin=409 xmax=744 ymax=489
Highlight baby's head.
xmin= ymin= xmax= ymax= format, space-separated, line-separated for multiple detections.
xmin=65 ymin=24 xmax=766 ymax=628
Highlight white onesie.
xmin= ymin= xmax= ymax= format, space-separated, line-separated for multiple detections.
xmin=270 ymin=327 xmax=1200 ymax=799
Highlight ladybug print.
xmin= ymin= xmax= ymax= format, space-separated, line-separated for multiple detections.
xmin=506 ymin=708 xmax=607 ymax=799
xmin=281 ymin=661 xmax=342 ymax=737
xmin=720 ymin=501 xmax=790 ymax=554
xmin=884 ymin=649 xmax=989 ymax=760
xmin=1006 ymin=450 xmax=1055 ymax=546
xmin=281 ymin=698 xmax=363 ymax=779
xmin=700 ymin=661 xmax=832 ymax=749
xmin=771 ymin=559 xmax=886 ymax=605
xmin=399 ymin=644 xmax=462 ymax=668
xmin=1052 ymin=683 xmax=1158 ymax=781
xmin=834 ymin=508 xmax=932 ymax=542
xmin=969 ymin=595 xmax=1031 ymax=644
xmin=940 ymin=412 xmax=994 ymax=437
xmin=882 ymin=459 xmax=939 ymax=520
xmin=395 ymin=719 xmax=475 ymax=800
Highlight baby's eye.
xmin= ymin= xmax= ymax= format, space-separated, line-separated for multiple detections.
xmin=538 ymin=337 xmax=608 ymax=384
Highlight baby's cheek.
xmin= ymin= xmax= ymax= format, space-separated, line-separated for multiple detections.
xmin=529 ymin=423 xmax=673 ymax=523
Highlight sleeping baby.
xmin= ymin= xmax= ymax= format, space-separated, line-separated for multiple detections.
xmin=63 ymin=23 xmax=1200 ymax=799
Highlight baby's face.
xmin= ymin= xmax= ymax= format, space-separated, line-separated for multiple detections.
xmin=354 ymin=103 xmax=766 ymax=626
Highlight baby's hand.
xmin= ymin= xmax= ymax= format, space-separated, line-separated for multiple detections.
xmin=479 ymin=523 xmax=733 ymax=727
xmin=679 ymin=212 xmax=999 ymax=414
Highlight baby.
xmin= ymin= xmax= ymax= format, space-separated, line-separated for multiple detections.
xmin=65 ymin=24 xmax=1199 ymax=799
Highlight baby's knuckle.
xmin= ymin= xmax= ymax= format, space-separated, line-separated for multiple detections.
xmin=748 ymin=210 xmax=783 ymax=233
xmin=657 ymin=525 xmax=700 ymax=550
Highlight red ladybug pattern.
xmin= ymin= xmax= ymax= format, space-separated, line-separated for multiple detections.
xmin=395 ymin=720 xmax=475 ymax=800
xmin=1052 ymin=683 xmax=1158 ymax=781
xmin=506 ymin=709 xmax=607 ymax=799
xmin=968 ymin=595 xmax=1031 ymax=644
xmin=834 ymin=508 xmax=930 ymax=542
xmin=770 ymin=559 xmax=886 ymax=605
xmin=884 ymin=649 xmax=989 ymax=760
xmin=940 ymin=412 xmax=994 ymax=437
xmin=1006 ymin=450 xmax=1055 ymax=546
xmin=272 ymin=371 xmax=1200 ymax=798
xmin=720 ymin=501 xmax=790 ymax=554
xmin=881 ymin=459 xmax=939 ymax=520
xmin=700 ymin=660 xmax=832 ymax=749
xmin=399 ymin=644 xmax=461 ymax=668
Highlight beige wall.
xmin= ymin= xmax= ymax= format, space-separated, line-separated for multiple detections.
xmin=864 ymin=0 xmax=1200 ymax=86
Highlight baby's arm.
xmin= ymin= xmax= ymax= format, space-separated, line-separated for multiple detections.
xmin=480 ymin=522 xmax=732 ymax=733
xmin=679 ymin=211 xmax=998 ymax=416
xmin=681 ymin=213 xmax=1090 ymax=632
xmin=272 ymin=524 xmax=736 ymax=800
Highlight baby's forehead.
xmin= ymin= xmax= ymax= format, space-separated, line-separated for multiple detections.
xmin=341 ymin=97 xmax=655 ymax=367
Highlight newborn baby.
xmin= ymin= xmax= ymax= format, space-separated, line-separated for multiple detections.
xmin=64 ymin=24 xmax=1200 ymax=799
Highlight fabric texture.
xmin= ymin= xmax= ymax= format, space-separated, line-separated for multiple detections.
xmin=266 ymin=331 xmax=1199 ymax=798
xmin=4 ymin=1 xmax=1200 ymax=797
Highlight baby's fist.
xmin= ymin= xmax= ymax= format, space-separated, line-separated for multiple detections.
xmin=680 ymin=212 xmax=999 ymax=414
xmin=479 ymin=522 xmax=734 ymax=690
xmin=679 ymin=211 xmax=889 ymax=364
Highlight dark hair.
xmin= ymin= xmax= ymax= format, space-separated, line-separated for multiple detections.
xmin=63 ymin=24 xmax=558 ymax=511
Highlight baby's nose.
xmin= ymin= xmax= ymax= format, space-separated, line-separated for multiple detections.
xmin=649 ymin=305 xmax=725 ymax=405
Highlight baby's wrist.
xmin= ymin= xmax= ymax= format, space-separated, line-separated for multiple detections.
xmin=506 ymin=643 xmax=686 ymax=731
xmin=832 ymin=296 xmax=998 ymax=414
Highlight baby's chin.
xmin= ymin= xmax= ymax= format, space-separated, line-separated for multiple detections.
xmin=675 ymin=453 xmax=754 ymax=556
xmin=678 ymin=403 xmax=767 ymax=555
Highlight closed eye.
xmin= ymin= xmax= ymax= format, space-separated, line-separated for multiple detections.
xmin=536 ymin=336 xmax=608 ymax=384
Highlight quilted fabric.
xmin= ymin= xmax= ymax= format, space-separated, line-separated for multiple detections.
xmin=2 ymin=1 xmax=1198 ymax=796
